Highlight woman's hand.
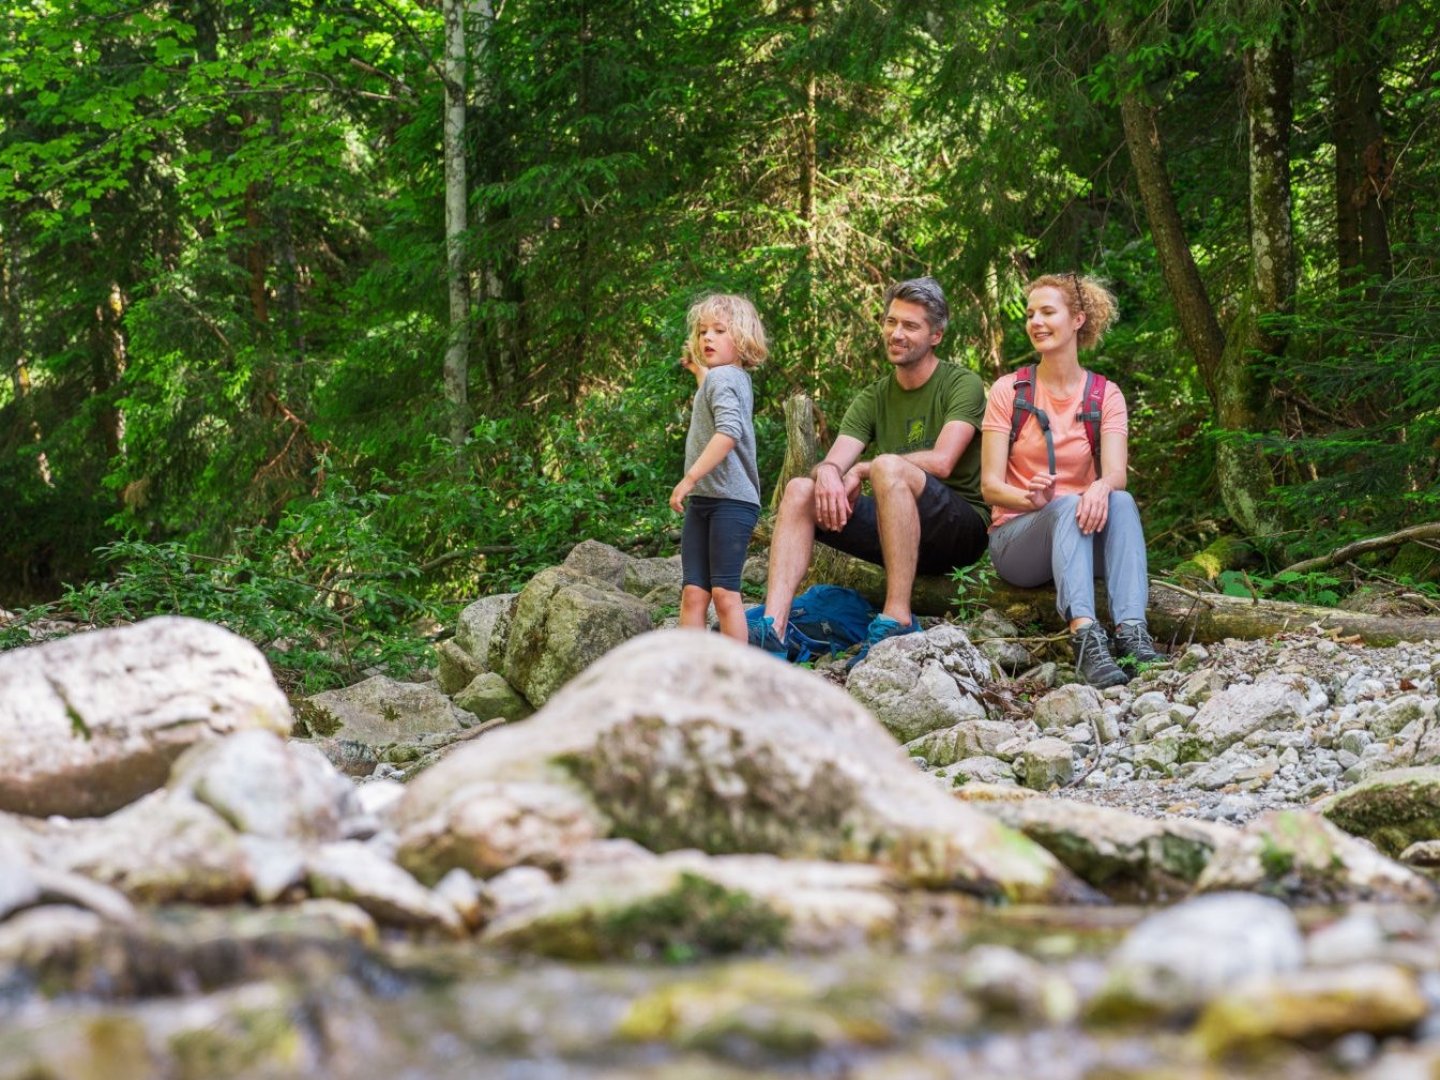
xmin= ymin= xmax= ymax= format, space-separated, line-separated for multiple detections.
xmin=1024 ymin=473 xmax=1058 ymax=511
xmin=1076 ymin=478 xmax=1112 ymax=534
xmin=669 ymin=475 xmax=695 ymax=514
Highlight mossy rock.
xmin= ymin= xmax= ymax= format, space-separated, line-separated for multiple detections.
xmin=1318 ymin=767 xmax=1440 ymax=857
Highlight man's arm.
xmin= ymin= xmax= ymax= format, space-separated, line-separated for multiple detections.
xmin=890 ymin=419 xmax=975 ymax=480
xmin=811 ymin=434 xmax=867 ymax=533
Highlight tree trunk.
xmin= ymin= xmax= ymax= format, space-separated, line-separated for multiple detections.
xmin=1211 ymin=38 xmax=1296 ymax=540
xmin=799 ymin=0 xmax=819 ymax=382
xmin=90 ymin=282 xmax=127 ymax=465
xmin=768 ymin=394 xmax=820 ymax=516
xmin=1106 ymin=14 xmax=1224 ymax=402
xmin=1331 ymin=0 xmax=1393 ymax=297
xmin=442 ymin=0 xmax=472 ymax=448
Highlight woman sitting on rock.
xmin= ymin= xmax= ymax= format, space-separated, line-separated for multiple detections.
xmin=979 ymin=273 xmax=1162 ymax=688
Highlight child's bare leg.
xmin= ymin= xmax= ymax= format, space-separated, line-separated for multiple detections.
xmin=679 ymin=584 xmax=712 ymax=629
xmin=711 ymin=587 xmax=747 ymax=642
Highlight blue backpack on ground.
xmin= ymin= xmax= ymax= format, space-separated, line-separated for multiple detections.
xmin=745 ymin=585 xmax=877 ymax=662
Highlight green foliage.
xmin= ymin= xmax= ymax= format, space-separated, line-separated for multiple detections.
xmin=1214 ymin=568 xmax=1344 ymax=608
xmin=949 ymin=555 xmax=998 ymax=621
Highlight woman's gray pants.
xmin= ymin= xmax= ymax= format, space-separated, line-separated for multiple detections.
xmin=988 ymin=491 xmax=1148 ymax=624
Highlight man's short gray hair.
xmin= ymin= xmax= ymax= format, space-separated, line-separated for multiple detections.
xmin=883 ymin=276 xmax=949 ymax=333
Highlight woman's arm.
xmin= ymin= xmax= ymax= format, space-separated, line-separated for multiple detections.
xmin=1074 ymin=430 xmax=1128 ymax=534
xmin=981 ymin=429 xmax=1056 ymax=513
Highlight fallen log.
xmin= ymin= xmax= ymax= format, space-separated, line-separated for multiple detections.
xmin=807 ymin=554 xmax=1440 ymax=648
xmin=762 ymin=395 xmax=1440 ymax=647
xmin=1280 ymin=522 xmax=1440 ymax=576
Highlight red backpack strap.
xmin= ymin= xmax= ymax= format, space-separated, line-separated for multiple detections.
xmin=1009 ymin=364 xmax=1036 ymax=447
xmin=1009 ymin=364 xmax=1056 ymax=473
xmin=1075 ymin=370 xmax=1107 ymax=478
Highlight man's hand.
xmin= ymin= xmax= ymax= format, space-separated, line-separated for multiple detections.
xmin=669 ymin=475 xmax=695 ymax=514
xmin=1076 ymin=479 xmax=1111 ymax=535
xmin=1025 ymin=473 xmax=1058 ymax=511
xmin=813 ymin=462 xmax=854 ymax=532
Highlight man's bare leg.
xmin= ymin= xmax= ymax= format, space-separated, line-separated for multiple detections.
xmin=869 ymin=454 xmax=928 ymax=625
xmin=762 ymin=477 xmax=819 ymax=638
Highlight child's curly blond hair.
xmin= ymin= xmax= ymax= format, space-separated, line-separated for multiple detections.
xmin=1025 ymin=273 xmax=1118 ymax=350
xmin=683 ymin=293 xmax=769 ymax=371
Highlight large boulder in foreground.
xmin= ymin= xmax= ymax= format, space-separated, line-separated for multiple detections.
xmin=500 ymin=566 xmax=653 ymax=708
xmin=397 ymin=629 xmax=1086 ymax=903
xmin=0 ymin=617 xmax=291 ymax=818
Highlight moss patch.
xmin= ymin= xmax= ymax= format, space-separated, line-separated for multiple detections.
xmin=599 ymin=873 xmax=788 ymax=962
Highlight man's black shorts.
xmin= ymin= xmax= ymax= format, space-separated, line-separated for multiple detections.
xmin=816 ymin=474 xmax=989 ymax=575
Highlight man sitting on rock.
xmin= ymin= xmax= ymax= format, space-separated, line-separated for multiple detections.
xmin=757 ymin=276 xmax=990 ymax=663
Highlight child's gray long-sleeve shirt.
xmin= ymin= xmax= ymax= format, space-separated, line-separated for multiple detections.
xmin=684 ymin=364 xmax=760 ymax=506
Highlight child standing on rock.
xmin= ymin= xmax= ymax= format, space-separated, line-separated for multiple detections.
xmin=669 ymin=294 xmax=767 ymax=642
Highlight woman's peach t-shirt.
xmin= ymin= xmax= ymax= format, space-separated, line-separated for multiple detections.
xmin=981 ymin=370 xmax=1128 ymax=531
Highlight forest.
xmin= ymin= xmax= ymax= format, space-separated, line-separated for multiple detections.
xmin=2 ymin=0 xmax=1438 ymax=690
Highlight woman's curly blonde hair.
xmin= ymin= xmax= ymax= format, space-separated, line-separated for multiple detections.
xmin=1025 ymin=273 xmax=1118 ymax=350
xmin=683 ymin=293 xmax=769 ymax=371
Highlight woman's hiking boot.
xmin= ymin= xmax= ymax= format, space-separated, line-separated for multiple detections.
xmin=1070 ymin=622 xmax=1129 ymax=688
xmin=1113 ymin=620 xmax=1164 ymax=666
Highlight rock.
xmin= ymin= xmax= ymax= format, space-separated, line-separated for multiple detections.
xmin=623 ymin=555 xmax=684 ymax=598
xmin=453 ymin=592 xmax=517 ymax=668
xmin=968 ymin=609 xmax=1031 ymax=672
xmin=1090 ymin=893 xmax=1304 ymax=1019
xmin=1318 ymin=767 xmax=1440 ymax=856
xmin=1189 ymin=682 xmax=1307 ymax=756
xmin=934 ymin=756 xmax=1016 ymax=788
xmin=846 ymin=624 xmax=992 ymax=742
xmin=307 ymin=841 xmax=464 ymax=936
xmin=53 ymin=792 xmax=253 ymax=903
xmin=238 ymin=836 xmax=308 ymax=904
xmin=396 ymin=779 xmax=608 ymax=884
xmin=904 ymin=720 xmax=1018 ymax=768
xmin=452 ymin=672 xmax=532 ymax=724
xmin=561 ymin=538 xmax=629 ymax=588
xmin=1370 ymin=695 xmax=1434 ymax=738
xmin=0 ymin=841 xmax=41 ymax=920
xmin=974 ymin=797 xmax=1237 ymax=900
xmin=1399 ymin=840 xmax=1440 ymax=867
xmin=0 ymin=906 xmax=108 ymax=967
xmin=1177 ymin=668 xmax=1226 ymax=707
xmin=1130 ymin=690 xmax=1169 ymax=718
xmin=1306 ymin=910 xmax=1387 ymax=966
xmin=1032 ymin=684 xmax=1104 ymax=732
xmin=0 ymin=617 xmax=292 ymax=818
xmin=500 ymin=566 xmax=653 ymax=708
xmin=304 ymin=675 xmax=477 ymax=748
xmin=434 ymin=638 xmax=482 ymax=696
xmin=434 ymin=867 xmax=484 ymax=931
xmin=1019 ymin=738 xmax=1073 ymax=790
xmin=1196 ymin=809 xmax=1435 ymax=903
xmin=960 ymin=944 xmax=1079 ymax=1024
xmin=482 ymin=850 xmax=898 ymax=958
xmin=398 ymin=629 xmax=1085 ymax=902
xmin=169 ymin=730 xmax=362 ymax=843
xmin=1194 ymin=963 xmax=1427 ymax=1056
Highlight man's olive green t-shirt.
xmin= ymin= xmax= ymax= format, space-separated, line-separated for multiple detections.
xmin=838 ymin=362 xmax=990 ymax=526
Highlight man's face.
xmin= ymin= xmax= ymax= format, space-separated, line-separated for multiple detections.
xmin=882 ymin=298 xmax=942 ymax=369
